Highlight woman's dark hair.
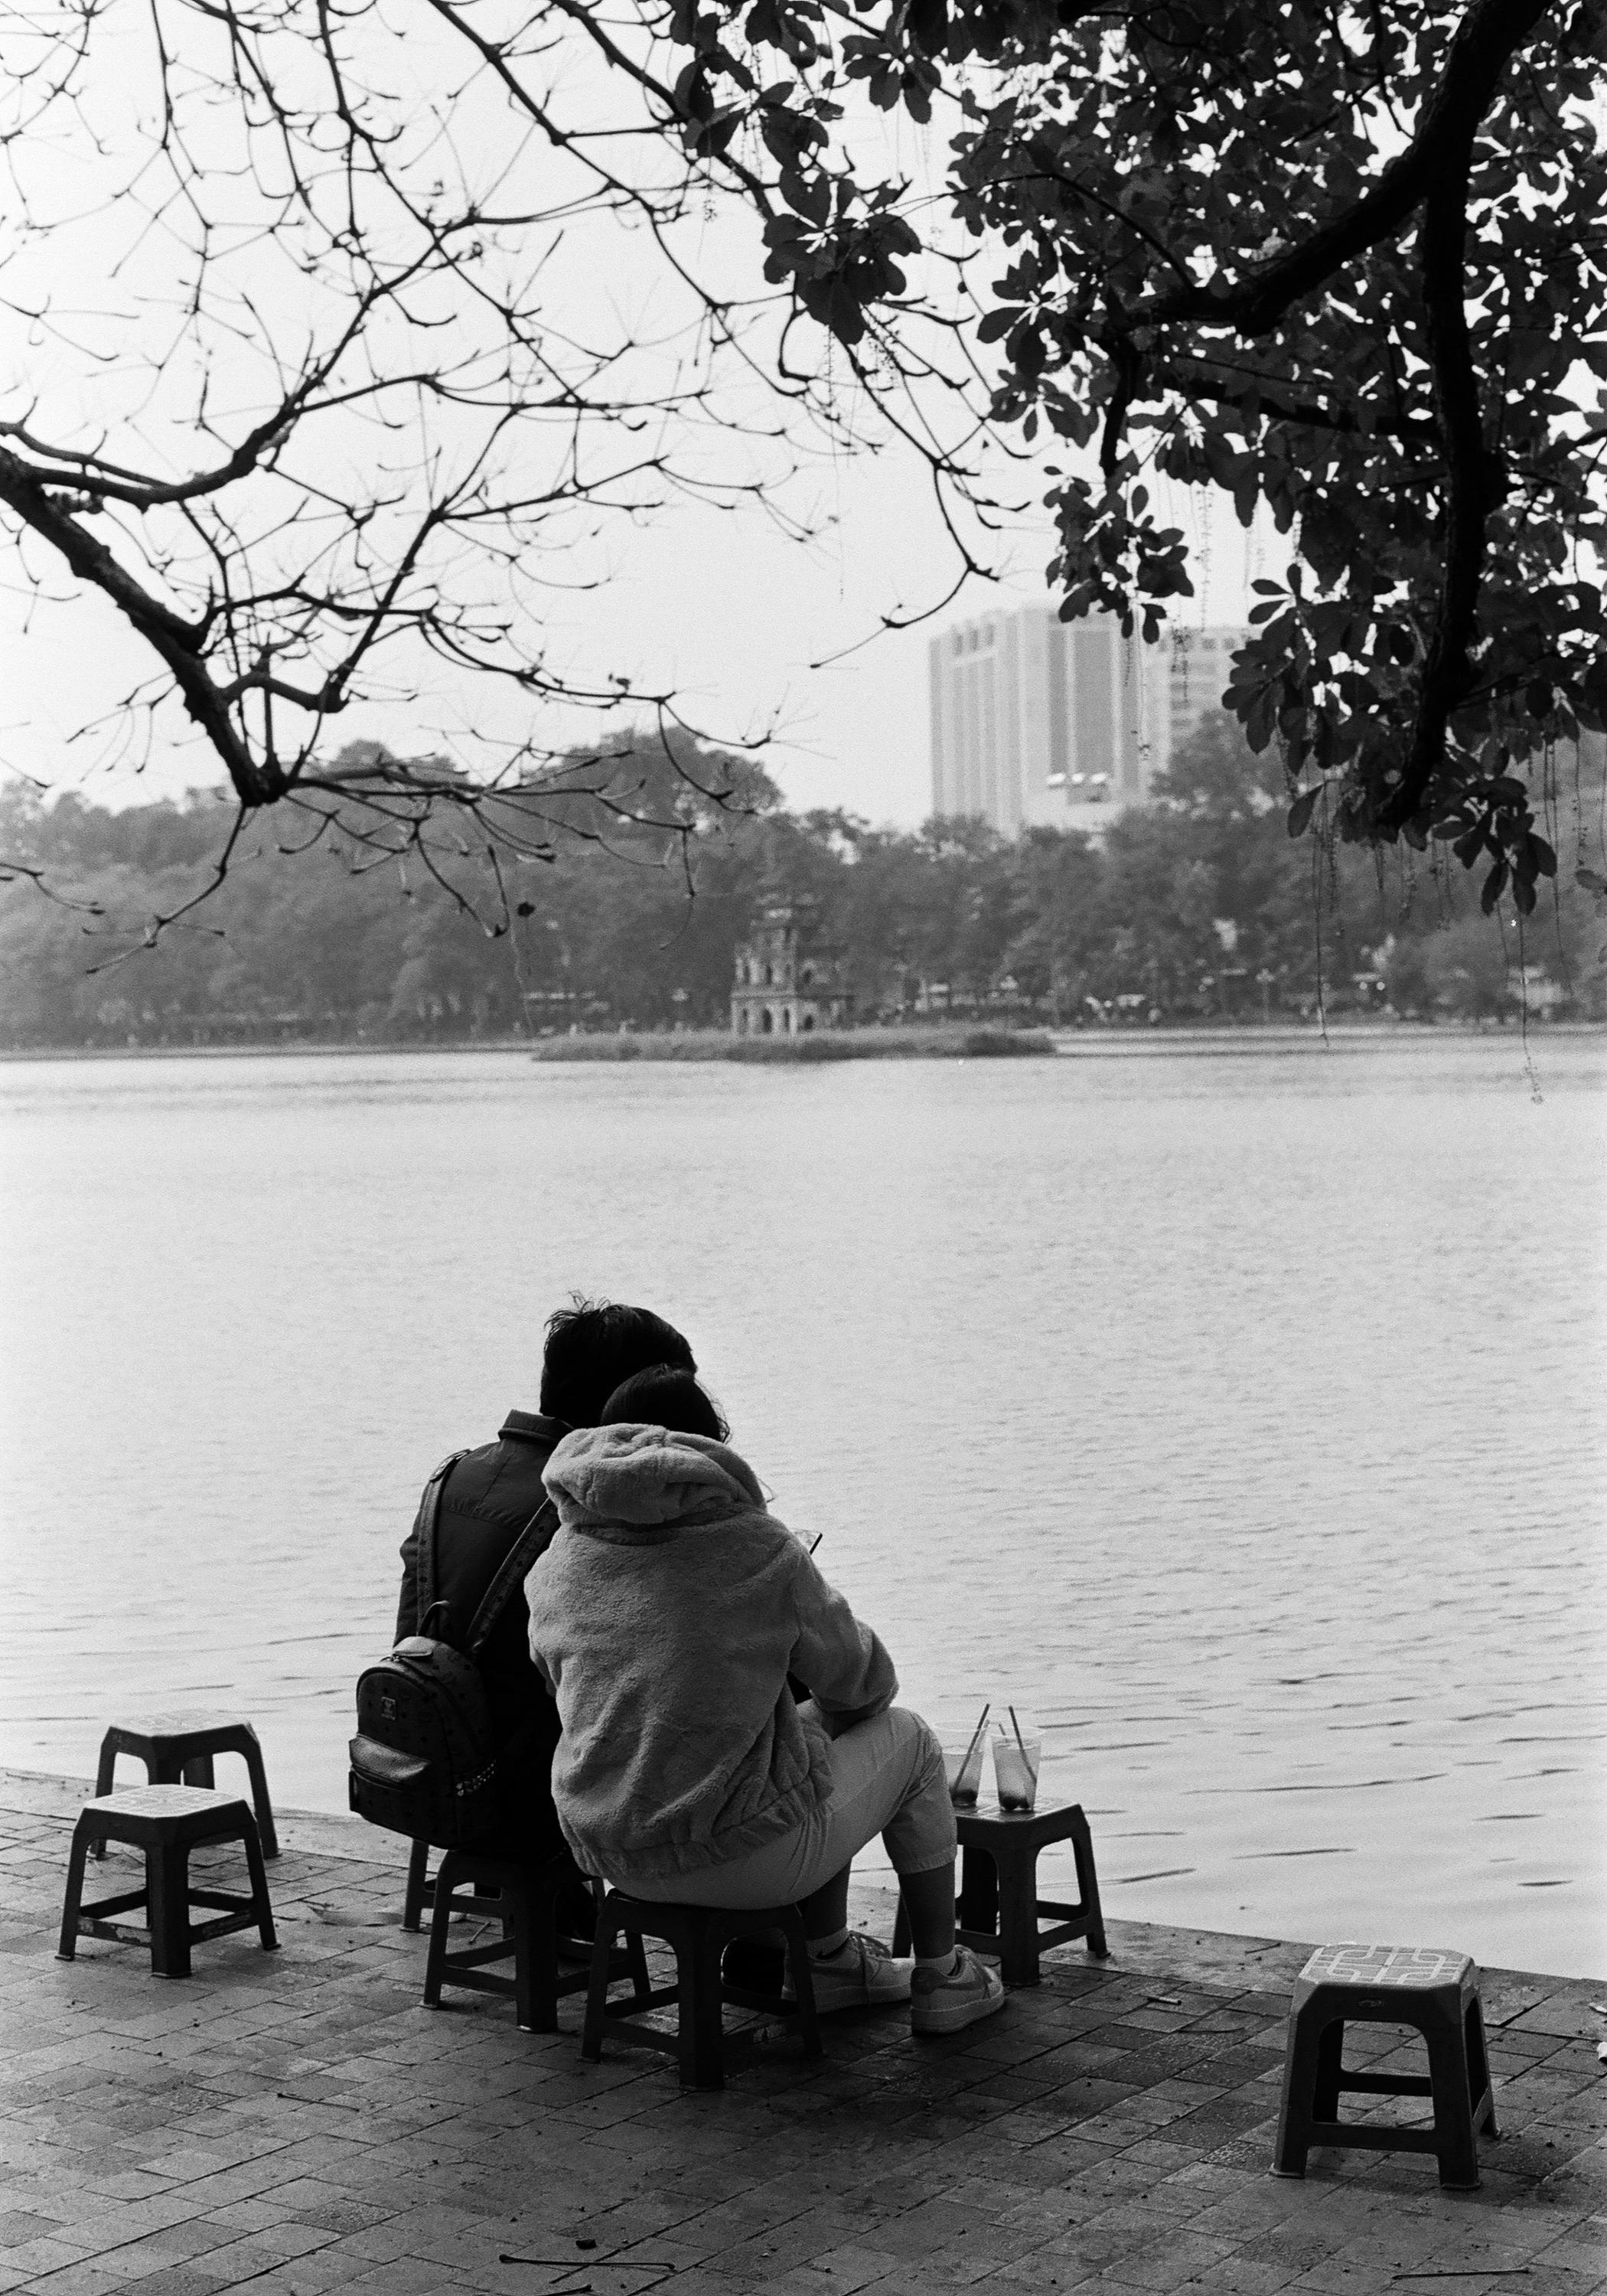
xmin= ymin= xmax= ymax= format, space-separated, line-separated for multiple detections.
xmin=600 ymin=1365 xmax=729 ymax=1443
xmin=539 ymin=1298 xmax=696 ymax=1427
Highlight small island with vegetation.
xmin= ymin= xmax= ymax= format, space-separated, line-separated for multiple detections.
xmin=527 ymin=1026 xmax=1057 ymax=1063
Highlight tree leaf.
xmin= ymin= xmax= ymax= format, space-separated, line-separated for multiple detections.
xmin=1286 ymin=786 xmax=1321 ymax=838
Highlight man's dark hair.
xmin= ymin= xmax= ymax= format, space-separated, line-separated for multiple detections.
xmin=600 ymin=1366 xmax=729 ymax=1443
xmin=539 ymin=1298 xmax=696 ymax=1428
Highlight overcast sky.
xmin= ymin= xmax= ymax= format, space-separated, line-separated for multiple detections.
xmin=1 ymin=4 xmax=1271 ymax=830
xmin=8 ymin=449 xmax=1268 ymax=826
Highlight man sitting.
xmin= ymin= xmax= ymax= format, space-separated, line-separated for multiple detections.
xmin=393 ymin=1298 xmax=697 ymax=1877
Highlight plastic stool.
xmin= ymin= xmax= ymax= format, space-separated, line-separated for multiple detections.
xmin=405 ymin=1838 xmax=593 ymax=1933
xmin=1273 ymin=1944 xmax=1498 ymax=2190
xmin=582 ymin=1891 xmax=823 ymax=2089
xmin=893 ymin=1802 xmax=1109 ymax=1985
xmin=95 ymin=1714 xmax=279 ymax=1857
xmin=58 ymin=1785 xmax=278 ymax=1978
xmin=422 ymin=1849 xmax=647 ymax=2033
xmin=404 ymin=1838 xmax=489 ymax=1929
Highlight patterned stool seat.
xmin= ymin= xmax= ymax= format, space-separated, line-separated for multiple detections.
xmin=58 ymin=1785 xmax=279 ymax=1979
xmin=94 ymin=1713 xmax=279 ymax=1858
xmin=1273 ymin=1942 xmax=1498 ymax=2190
xmin=1301 ymin=1944 xmax=1474 ymax=1990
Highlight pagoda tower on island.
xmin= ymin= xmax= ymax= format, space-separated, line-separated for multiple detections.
xmin=730 ymin=895 xmax=853 ymax=1037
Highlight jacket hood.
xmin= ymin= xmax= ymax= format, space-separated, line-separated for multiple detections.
xmin=543 ymin=1422 xmax=767 ymax=1530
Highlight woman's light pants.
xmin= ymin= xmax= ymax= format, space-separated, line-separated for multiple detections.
xmin=626 ymin=1705 xmax=957 ymax=1910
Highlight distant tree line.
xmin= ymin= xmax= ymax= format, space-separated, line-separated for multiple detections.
xmin=2 ymin=719 xmax=1602 ymax=1050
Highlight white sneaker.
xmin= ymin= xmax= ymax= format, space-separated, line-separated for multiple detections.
xmin=910 ymin=1945 xmax=1006 ymax=2035
xmin=795 ymin=1933 xmax=915 ymax=2013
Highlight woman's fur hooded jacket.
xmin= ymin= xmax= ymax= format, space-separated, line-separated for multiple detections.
xmin=526 ymin=1422 xmax=897 ymax=1887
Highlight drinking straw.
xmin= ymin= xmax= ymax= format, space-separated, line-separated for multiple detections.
xmin=1009 ymin=1704 xmax=1026 ymax=1754
xmin=960 ymin=1703 xmax=991 ymax=1779
xmin=808 ymin=1534 xmax=823 ymax=1554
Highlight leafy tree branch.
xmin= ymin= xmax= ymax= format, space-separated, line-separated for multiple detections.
xmin=649 ymin=0 xmax=1607 ymax=904
xmin=4 ymin=0 xmax=1605 ymax=956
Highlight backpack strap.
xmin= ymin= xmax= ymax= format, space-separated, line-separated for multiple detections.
xmin=465 ymin=1495 xmax=560 ymax=1659
xmin=414 ymin=1451 xmax=469 ymax=1632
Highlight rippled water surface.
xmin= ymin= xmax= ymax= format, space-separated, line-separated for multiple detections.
xmin=2 ymin=1038 xmax=1602 ymax=1975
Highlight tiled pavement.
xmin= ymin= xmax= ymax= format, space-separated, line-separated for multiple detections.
xmin=2 ymin=1768 xmax=1602 ymax=2296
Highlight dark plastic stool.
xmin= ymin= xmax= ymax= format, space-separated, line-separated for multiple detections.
xmin=893 ymin=1802 xmax=1108 ymax=1985
xmin=58 ymin=1785 xmax=279 ymax=1978
xmin=423 ymin=1849 xmax=648 ymax=2033
xmin=95 ymin=1714 xmax=279 ymax=1858
xmin=405 ymin=1838 xmax=595 ymax=1933
xmin=582 ymin=1890 xmax=823 ymax=2089
xmin=1273 ymin=1943 xmax=1498 ymax=2190
xmin=404 ymin=1839 xmax=492 ymax=1929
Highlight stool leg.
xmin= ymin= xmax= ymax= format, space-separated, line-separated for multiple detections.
xmin=1465 ymin=1997 xmax=1498 ymax=2138
xmin=779 ymin=1911 xmax=823 ymax=2060
xmin=1272 ymin=2004 xmax=1325 ymax=2177
xmin=995 ymin=1847 xmax=1040 ymax=1988
xmin=891 ymin=1890 xmax=911 ymax=1956
xmin=1425 ymin=2009 xmax=1482 ymax=2190
xmin=625 ymin=1926 xmax=653 ymax=2006
xmin=1312 ymin=2017 xmax=1345 ymax=2122
xmin=1069 ymin=1808 xmax=1109 ymax=1958
xmin=403 ymin=1839 xmax=432 ymax=1932
xmin=957 ymin=1842 xmax=996 ymax=1942
xmin=57 ymin=1819 xmax=95 ymax=1959
xmin=181 ymin=1753 xmax=216 ymax=1789
xmin=91 ymin=1737 xmax=117 ymax=1861
xmin=239 ymin=1815 xmax=279 ymax=1952
xmin=237 ymin=1728 xmax=279 ymax=1857
xmin=148 ymin=1841 xmax=191 ymax=1978
xmin=683 ymin=1927 xmax=726 ymax=2090
xmin=510 ymin=1876 xmax=549 ymax=2035
xmin=582 ymin=1904 xmax=624 ymax=2063
xmin=423 ymin=1854 xmax=460 ymax=2008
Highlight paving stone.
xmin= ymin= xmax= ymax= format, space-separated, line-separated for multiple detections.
xmin=4 ymin=1770 xmax=1604 ymax=2296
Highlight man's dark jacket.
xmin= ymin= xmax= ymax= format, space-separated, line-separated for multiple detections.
xmin=395 ymin=1407 xmax=568 ymax=1864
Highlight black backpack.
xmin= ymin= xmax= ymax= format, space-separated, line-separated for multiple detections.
xmin=349 ymin=1453 xmax=557 ymax=1849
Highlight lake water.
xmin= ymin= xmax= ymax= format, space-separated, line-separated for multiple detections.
xmin=2 ymin=1039 xmax=1603 ymax=1976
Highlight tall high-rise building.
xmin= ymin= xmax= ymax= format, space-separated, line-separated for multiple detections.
xmin=928 ymin=605 xmax=1246 ymax=833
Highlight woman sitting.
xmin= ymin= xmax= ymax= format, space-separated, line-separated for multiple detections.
xmin=524 ymin=1365 xmax=1004 ymax=2034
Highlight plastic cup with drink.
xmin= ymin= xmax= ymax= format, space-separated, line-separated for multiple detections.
xmin=945 ymin=1704 xmax=990 ymax=1809
xmin=992 ymin=1708 xmax=1041 ymax=1813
